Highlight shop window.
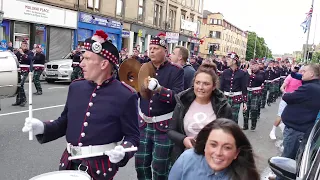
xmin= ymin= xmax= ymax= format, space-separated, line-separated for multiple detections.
xmin=14 ymin=22 xmax=30 ymax=49
xmin=34 ymin=25 xmax=46 ymax=52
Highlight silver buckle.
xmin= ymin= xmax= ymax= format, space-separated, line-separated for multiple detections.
xmin=78 ymin=164 xmax=88 ymax=172
xmin=71 ymin=146 xmax=82 ymax=156
xmin=229 ymin=92 xmax=234 ymax=95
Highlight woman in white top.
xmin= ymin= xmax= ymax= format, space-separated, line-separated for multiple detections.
xmin=167 ymin=63 xmax=232 ymax=162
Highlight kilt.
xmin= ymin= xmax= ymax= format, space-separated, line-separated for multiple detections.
xmin=135 ymin=123 xmax=173 ymax=180
xmin=243 ymin=91 xmax=261 ymax=122
xmin=270 ymin=81 xmax=279 ymax=93
xmin=227 ymin=97 xmax=241 ymax=123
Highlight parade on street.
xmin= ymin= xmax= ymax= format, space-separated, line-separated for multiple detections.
xmin=1 ymin=0 xmax=320 ymax=180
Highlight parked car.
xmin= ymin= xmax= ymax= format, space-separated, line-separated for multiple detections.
xmin=269 ymin=118 xmax=320 ymax=180
xmin=44 ymin=53 xmax=73 ymax=83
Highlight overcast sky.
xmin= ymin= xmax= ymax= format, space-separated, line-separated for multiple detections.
xmin=203 ymin=0 xmax=320 ymax=54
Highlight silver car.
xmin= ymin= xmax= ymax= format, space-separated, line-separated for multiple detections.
xmin=44 ymin=53 xmax=73 ymax=83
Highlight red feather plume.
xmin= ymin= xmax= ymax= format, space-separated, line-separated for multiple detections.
xmin=94 ymin=30 xmax=108 ymax=40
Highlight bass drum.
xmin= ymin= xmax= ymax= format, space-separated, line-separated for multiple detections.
xmin=0 ymin=51 xmax=19 ymax=99
xmin=29 ymin=170 xmax=91 ymax=180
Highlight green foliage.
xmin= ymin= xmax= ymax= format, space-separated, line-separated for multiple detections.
xmin=245 ymin=32 xmax=273 ymax=60
xmin=311 ymin=52 xmax=320 ymax=63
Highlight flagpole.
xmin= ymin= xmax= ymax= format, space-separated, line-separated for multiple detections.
xmin=303 ymin=0 xmax=315 ymax=63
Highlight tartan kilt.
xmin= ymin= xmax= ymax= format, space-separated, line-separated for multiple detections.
xmin=135 ymin=123 xmax=173 ymax=179
xmin=247 ymin=91 xmax=261 ymax=111
xmin=270 ymin=82 xmax=278 ymax=93
xmin=227 ymin=97 xmax=241 ymax=122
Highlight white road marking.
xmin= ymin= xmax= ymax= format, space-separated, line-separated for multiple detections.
xmin=0 ymin=104 xmax=65 ymax=117
xmin=47 ymin=87 xmax=66 ymax=90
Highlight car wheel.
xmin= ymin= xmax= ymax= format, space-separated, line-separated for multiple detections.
xmin=46 ymin=79 xmax=55 ymax=83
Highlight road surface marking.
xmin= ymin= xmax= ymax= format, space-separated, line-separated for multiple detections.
xmin=48 ymin=87 xmax=66 ymax=90
xmin=0 ymin=104 xmax=65 ymax=117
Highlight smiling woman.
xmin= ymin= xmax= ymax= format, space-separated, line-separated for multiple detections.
xmin=169 ymin=118 xmax=260 ymax=180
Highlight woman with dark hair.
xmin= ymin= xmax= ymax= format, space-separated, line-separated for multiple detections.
xmin=169 ymin=118 xmax=260 ymax=180
xmin=167 ymin=63 xmax=232 ymax=162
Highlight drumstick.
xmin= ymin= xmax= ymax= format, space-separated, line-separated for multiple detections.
xmin=68 ymin=147 xmax=138 ymax=161
xmin=28 ymin=63 xmax=34 ymax=140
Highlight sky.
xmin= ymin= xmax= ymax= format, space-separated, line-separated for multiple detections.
xmin=203 ymin=0 xmax=320 ymax=55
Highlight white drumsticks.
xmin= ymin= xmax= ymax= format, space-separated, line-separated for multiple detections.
xmin=28 ymin=71 xmax=33 ymax=140
xmin=68 ymin=147 xmax=138 ymax=161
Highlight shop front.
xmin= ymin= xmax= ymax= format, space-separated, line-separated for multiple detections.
xmin=1 ymin=0 xmax=77 ymax=60
xmin=188 ymin=38 xmax=200 ymax=55
xmin=131 ymin=24 xmax=163 ymax=53
xmin=78 ymin=12 xmax=122 ymax=50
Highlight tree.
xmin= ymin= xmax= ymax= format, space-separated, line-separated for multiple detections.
xmin=245 ymin=32 xmax=273 ymax=60
xmin=311 ymin=52 xmax=320 ymax=63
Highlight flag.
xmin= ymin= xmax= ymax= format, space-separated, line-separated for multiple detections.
xmin=301 ymin=6 xmax=313 ymax=33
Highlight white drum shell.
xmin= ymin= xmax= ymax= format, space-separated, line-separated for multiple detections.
xmin=29 ymin=170 xmax=91 ymax=180
xmin=0 ymin=51 xmax=19 ymax=98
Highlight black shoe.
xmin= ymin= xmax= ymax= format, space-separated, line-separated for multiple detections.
xmin=34 ymin=91 xmax=42 ymax=95
xmin=12 ymin=102 xmax=21 ymax=106
xmin=267 ymin=102 xmax=271 ymax=106
xmin=251 ymin=126 xmax=256 ymax=131
xmin=20 ymin=101 xmax=27 ymax=107
xmin=243 ymin=126 xmax=248 ymax=130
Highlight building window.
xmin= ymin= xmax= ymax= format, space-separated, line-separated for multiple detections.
xmin=154 ymin=2 xmax=163 ymax=28
xmin=169 ymin=8 xmax=177 ymax=30
xmin=138 ymin=0 xmax=144 ymax=21
xmin=182 ymin=0 xmax=186 ymax=6
xmin=190 ymin=14 xmax=194 ymax=22
xmin=209 ymin=31 xmax=221 ymax=39
xmin=191 ymin=0 xmax=195 ymax=8
xmin=198 ymin=0 xmax=203 ymax=13
xmin=116 ymin=0 xmax=123 ymax=16
xmin=197 ymin=20 xmax=201 ymax=34
xmin=87 ymin=0 xmax=100 ymax=10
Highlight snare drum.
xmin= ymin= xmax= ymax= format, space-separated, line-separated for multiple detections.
xmin=0 ymin=51 xmax=19 ymax=98
xmin=30 ymin=170 xmax=91 ymax=180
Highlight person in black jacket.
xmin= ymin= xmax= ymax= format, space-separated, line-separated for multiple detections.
xmin=167 ymin=63 xmax=232 ymax=162
xmin=32 ymin=45 xmax=46 ymax=95
xmin=281 ymin=63 xmax=320 ymax=161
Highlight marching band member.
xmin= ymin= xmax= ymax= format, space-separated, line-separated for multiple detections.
xmin=220 ymin=52 xmax=248 ymax=123
xmin=22 ymin=30 xmax=140 ymax=180
xmin=12 ymin=39 xmax=34 ymax=107
xmin=261 ymin=60 xmax=277 ymax=107
xmin=273 ymin=61 xmax=282 ymax=100
xmin=32 ymin=45 xmax=45 ymax=95
xmin=243 ymin=60 xmax=265 ymax=131
xmin=135 ymin=32 xmax=184 ymax=180
xmin=71 ymin=46 xmax=83 ymax=81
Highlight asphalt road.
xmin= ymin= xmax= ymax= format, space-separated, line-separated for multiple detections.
xmin=0 ymin=82 xmax=282 ymax=180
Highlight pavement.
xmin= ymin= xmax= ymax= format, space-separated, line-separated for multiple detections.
xmin=0 ymin=82 xmax=283 ymax=180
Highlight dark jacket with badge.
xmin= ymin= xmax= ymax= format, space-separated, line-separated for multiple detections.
xmin=139 ymin=61 xmax=184 ymax=132
xmin=36 ymin=77 xmax=140 ymax=180
xmin=167 ymin=88 xmax=232 ymax=162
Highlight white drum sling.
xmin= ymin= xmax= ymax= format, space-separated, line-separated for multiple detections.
xmin=0 ymin=51 xmax=19 ymax=98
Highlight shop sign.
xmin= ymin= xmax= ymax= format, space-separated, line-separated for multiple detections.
xmin=165 ymin=32 xmax=179 ymax=43
xmin=122 ymin=30 xmax=130 ymax=38
xmin=3 ymin=0 xmax=77 ymax=29
xmin=79 ymin=12 xmax=122 ymax=29
xmin=188 ymin=38 xmax=200 ymax=44
xmin=181 ymin=19 xmax=197 ymax=32
xmin=138 ymin=29 xmax=146 ymax=37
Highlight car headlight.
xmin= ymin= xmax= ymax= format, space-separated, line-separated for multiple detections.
xmin=60 ymin=65 xmax=70 ymax=69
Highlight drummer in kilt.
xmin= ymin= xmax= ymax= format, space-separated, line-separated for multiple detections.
xmin=22 ymin=30 xmax=140 ymax=180
xmin=220 ymin=52 xmax=248 ymax=123
xmin=135 ymin=32 xmax=184 ymax=180
xmin=243 ymin=60 xmax=265 ymax=131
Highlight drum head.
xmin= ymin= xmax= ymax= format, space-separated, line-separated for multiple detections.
xmin=29 ymin=170 xmax=91 ymax=180
xmin=119 ymin=58 xmax=141 ymax=91
xmin=138 ymin=62 xmax=155 ymax=99
xmin=0 ymin=51 xmax=19 ymax=98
